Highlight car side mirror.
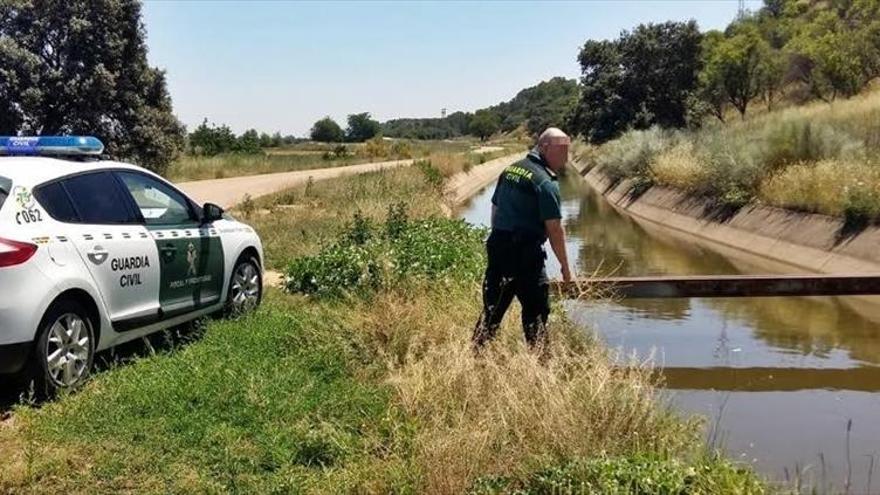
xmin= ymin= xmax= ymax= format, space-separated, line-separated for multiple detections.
xmin=202 ymin=202 xmax=224 ymax=223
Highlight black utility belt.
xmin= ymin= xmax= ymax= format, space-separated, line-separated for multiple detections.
xmin=490 ymin=229 xmax=546 ymax=246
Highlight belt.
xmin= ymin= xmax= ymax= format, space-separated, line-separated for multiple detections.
xmin=490 ymin=229 xmax=545 ymax=245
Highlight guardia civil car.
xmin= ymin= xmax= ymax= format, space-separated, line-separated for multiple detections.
xmin=0 ymin=136 xmax=264 ymax=394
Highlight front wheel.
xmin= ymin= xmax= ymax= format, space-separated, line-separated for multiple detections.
xmin=227 ymin=255 xmax=262 ymax=315
xmin=28 ymin=300 xmax=96 ymax=397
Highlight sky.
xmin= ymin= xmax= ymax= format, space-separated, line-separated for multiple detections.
xmin=141 ymin=0 xmax=762 ymax=136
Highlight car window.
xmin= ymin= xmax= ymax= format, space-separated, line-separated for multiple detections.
xmin=62 ymin=172 xmax=138 ymax=224
xmin=0 ymin=176 xmax=10 ymax=211
xmin=34 ymin=181 xmax=78 ymax=222
xmin=116 ymin=172 xmax=195 ymax=225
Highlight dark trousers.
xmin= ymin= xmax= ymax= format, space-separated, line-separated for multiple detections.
xmin=473 ymin=229 xmax=550 ymax=348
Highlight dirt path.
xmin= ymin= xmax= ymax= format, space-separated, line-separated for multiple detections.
xmin=178 ymin=158 xmax=414 ymax=208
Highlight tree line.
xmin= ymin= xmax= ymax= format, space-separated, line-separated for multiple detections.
xmin=187 ymin=120 xmax=298 ymax=156
xmin=380 ymin=77 xmax=579 ymax=141
xmin=570 ymin=0 xmax=880 ymax=143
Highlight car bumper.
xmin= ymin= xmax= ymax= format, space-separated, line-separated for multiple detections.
xmin=0 ymin=341 xmax=31 ymax=374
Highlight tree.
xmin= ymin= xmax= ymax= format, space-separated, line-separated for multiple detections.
xmin=701 ymin=25 xmax=773 ymax=117
xmin=188 ymin=119 xmax=236 ymax=156
xmin=570 ymin=21 xmax=702 ymax=143
xmin=345 ymin=112 xmax=381 ymax=142
xmin=488 ymin=77 xmax=579 ymax=136
xmin=0 ymin=0 xmax=185 ymax=174
xmin=235 ymin=129 xmax=262 ymax=154
xmin=787 ymin=12 xmax=871 ymax=100
xmin=310 ymin=117 xmax=344 ymax=142
xmin=692 ymin=31 xmax=729 ymax=122
xmin=469 ymin=110 xmax=500 ymax=141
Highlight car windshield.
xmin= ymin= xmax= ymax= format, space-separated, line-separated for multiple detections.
xmin=0 ymin=176 xmax=10 ymax=211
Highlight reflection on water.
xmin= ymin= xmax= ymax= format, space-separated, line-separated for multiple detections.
xmin=459 ymin=170 xmax=880 ymax=489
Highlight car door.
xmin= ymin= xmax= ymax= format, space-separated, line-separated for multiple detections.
xmin=114 ymin=171 xmax=225 ymax=318
xmin=57 ymin=172 xmax=161 ymax=329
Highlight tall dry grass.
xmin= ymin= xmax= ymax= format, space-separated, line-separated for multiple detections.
xmin=650 ymin=141 xmax=709 ymax=191
xmin=760 ymin=159 xmax=880 ymax=218
xmin=343 ymin=284 xmax=709 ymax=494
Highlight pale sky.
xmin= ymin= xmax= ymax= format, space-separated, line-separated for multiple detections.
xmin=141 ymin=0 xmax=761 ymax=136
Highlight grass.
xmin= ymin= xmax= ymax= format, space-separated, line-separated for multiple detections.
xmin=0 ymin=166 xmax=765 ymax=493
xmin=167 ymin=138 xmax=496 ymax=182
xmin=583 ymin=88 xmax=880 ymax=220
xmin=168 ymin=152 xmax=380 ymax=181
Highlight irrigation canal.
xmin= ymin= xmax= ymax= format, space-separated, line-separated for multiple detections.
xmin=460 ymin=170 xmax=880 ymax=491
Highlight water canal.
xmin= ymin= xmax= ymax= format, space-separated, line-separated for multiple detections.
xmin=459 ymin=169 xmax=880 ymax=491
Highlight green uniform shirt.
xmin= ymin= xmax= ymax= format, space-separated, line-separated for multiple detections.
xmin=491 ymin=150 xmax=561 ymax=241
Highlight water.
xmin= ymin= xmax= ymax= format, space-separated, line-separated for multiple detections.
xmin=460 ymin=171 xmax=880 ymax=491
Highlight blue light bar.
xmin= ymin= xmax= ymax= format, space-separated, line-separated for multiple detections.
xmin=0 ymin=136 xmax=104 ymax=156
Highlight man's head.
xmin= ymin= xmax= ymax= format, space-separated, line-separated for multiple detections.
xmin=537 ymin=127 xmax=570 ymax=172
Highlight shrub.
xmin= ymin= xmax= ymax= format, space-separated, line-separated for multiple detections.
xmin=363 ymin=136 xmax=389 ymax=158
xmin=284 ymin=243 xmax=382 ymax=296
xmin=759 ymin=116 xmax=864 ymax=170
xmin=416 ymin=159 xmax=445 ymax=190
xmin=385 ymin=202 xmax=409 ymax=240
xmin=597 ymin=127 xmax=673 ymax=183
xmin=470 ymin=455 xmax=763 ymax=494
xmin=285 ymin=209 xmax=486 ymax=297
xmin=390 ymin=140 xmax=413 ymax=158
xmin=650 ymin=141 xmax=707 ymax=192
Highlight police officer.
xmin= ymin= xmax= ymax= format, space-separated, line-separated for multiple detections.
xmin=473 ymin=127 xmax=573 ymax=349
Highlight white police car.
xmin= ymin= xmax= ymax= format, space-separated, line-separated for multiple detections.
xmin=0 ymin=136 xmax=264 ymax=394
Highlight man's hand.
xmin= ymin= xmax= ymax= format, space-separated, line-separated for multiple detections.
xmin=561 ymin=264 xmax=573 ymax=283
xmin=545 ymin=219 xmax=573 ymax=283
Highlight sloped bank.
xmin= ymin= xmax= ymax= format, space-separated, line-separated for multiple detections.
xmin=574 ymin=162 xmax=880 ymax=315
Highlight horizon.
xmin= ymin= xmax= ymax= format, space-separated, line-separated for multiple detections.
xmin=142 ymin=0 xmax=761 ymax=136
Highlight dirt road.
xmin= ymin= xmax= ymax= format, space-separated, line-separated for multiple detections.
xmin=178 ymin=158 xmax=414 ymax=208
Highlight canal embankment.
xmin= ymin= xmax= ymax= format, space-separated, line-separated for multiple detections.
xmin=574 ymin=162 xmax=880 ymax=313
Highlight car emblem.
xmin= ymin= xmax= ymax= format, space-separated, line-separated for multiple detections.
xmin=186 ymin=242 xmax=198 ymax=276
xmin=13 ymin=186 xmax=34 ymax=209
xmin=87 ymin=246 xmax=109 ymax=265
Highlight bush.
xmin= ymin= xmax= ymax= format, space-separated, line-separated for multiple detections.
xmin=363 ymin=136 xmax=389 ymax=158
xmin=759 ymin=116 xmax=864 ymax=170
xmin=597 ymin=127 xmax=673 ymax=183
xmin=285 ymin=209 xmax=486 ymax=297
xmin=416 ymin=159 xmax=445 ymax=190
xmin=470 ymin=455 xmax=763 ymax=494
xmin=390 ymin=140 xmax=413 ymax=159
xmin=650 ymin=141 xmax=707 ymax=192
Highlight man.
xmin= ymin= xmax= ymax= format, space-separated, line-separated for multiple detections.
xmin=473 ymin=127 xmax=573 ymax=349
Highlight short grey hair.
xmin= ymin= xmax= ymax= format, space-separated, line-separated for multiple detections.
xmin=537 ymin=127 xmax=570 ymax=146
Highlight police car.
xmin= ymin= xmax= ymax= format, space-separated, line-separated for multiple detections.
xmin=0 ymin=136 xmax=264 ymax=394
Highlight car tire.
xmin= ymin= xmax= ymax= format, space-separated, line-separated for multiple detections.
xmin=226 ymin=255 xmax=262 ymax=316
xmin=26 ymin=300 xmax=96 ymax=398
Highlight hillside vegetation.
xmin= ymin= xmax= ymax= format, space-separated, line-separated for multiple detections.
xmin=575 ymin=0 xmax=880 ymax=225
xmin=382 ymin=77 xmax=578 ymax=140
xmin=583 ymin=88 xmax=880 ymax=220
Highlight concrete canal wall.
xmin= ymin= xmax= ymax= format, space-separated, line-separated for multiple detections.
xmin=573 ymin=162 xmax=880 ymax=277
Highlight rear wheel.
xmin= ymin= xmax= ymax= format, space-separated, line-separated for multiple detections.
xmin=227 ymin=255 xmax=262 ymax=315
xmin=28 ymin=300 xmax=95 ymax=397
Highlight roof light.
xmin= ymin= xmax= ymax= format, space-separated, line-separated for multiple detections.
xmin=0 ymin=136 xmax=104 ymax=157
